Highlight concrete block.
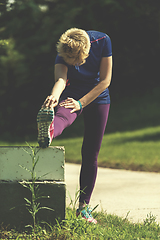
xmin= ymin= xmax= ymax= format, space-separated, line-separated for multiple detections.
xmin=0 ymin=146 xmax=66 ymax=229
xmin=0 ymin=146 xmax=65 ymax=181
xmin=0 ymin=181 xmax=66 ymax=229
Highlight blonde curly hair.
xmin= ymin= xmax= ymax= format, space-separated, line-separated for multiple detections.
xmin=56 ymin=28 xmax=90 ymax=66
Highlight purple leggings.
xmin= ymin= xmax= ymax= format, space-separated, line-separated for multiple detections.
xmin=52 ymin=102 xmax=110 ymax=204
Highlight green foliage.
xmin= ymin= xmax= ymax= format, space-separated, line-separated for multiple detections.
xmin=0 ymin=39 xmax=8 ymax=45
xmin=0 ymin=0 xmax=160 ymax=140
xmin=0 ymin=208 xmax=160 ymax=239
xmin=19 ymin=144 xmax=54 ymax=237
xmin=144 ymin=212 xmax=157 ymax=227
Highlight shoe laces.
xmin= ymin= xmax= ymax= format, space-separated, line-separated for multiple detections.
xmin=80 ymin=206 xmax=93 ymax=219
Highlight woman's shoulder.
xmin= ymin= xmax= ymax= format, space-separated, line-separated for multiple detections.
xmin=87 ymin=30 xmax=110 ymax=42
xmin=87 ymin=30 xmax=112 ymax=58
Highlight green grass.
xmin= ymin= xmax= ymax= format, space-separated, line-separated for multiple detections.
xmin=1 ymin=126 xmax=160 ymax=172
xmin=0 ymin=208 xmax=160 ymax=239
xmin=99 ymin=126 xmax=160 ymax=172
xmin=50 ymin=126 xmax=160 ymax=172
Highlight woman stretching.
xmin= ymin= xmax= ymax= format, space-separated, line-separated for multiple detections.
xmin=37 ymin=28 xmax=112 ymax=224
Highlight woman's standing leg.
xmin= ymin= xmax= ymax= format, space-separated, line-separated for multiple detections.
xmin=79 ymin=103 xmax=110 ymax=204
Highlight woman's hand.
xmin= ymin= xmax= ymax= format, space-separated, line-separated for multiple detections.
xmin=59 ymin=97 xmax=81 ymax=113
xmin=42 ymin=95 xmax=59 ymax=109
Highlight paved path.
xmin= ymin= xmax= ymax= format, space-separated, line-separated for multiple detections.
xmin=65 ymin=163 xmax=160 ymax=223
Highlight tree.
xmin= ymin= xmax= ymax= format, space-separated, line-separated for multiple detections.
xmin=0 ymin=0 xmax=160 ymax=140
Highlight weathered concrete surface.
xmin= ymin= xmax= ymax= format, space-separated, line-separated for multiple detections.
xmin=0 ymin=146 xmax=65 ymax=181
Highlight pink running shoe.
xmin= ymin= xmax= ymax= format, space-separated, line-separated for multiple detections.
xmin=37 ymin=108 xmax=54 ymax=148
xmin=76 ymin=206 xmax=97 ymax=224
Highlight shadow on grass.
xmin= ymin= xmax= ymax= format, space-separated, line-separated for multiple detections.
xmin=109 ymin=132 xmax=160 ymax=144
xmin=122 ymin=132 xmax=160 ymax=143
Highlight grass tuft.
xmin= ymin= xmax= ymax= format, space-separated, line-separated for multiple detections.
xmin=0 ymin=208 xmax=160 ymax=239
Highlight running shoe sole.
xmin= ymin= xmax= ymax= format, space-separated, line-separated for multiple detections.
xmin=37 ymin=108 xmax=54 ymax=148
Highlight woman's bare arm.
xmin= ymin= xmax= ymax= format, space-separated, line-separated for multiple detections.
xmin=42 ymin=64 xmax=68 ymax=108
